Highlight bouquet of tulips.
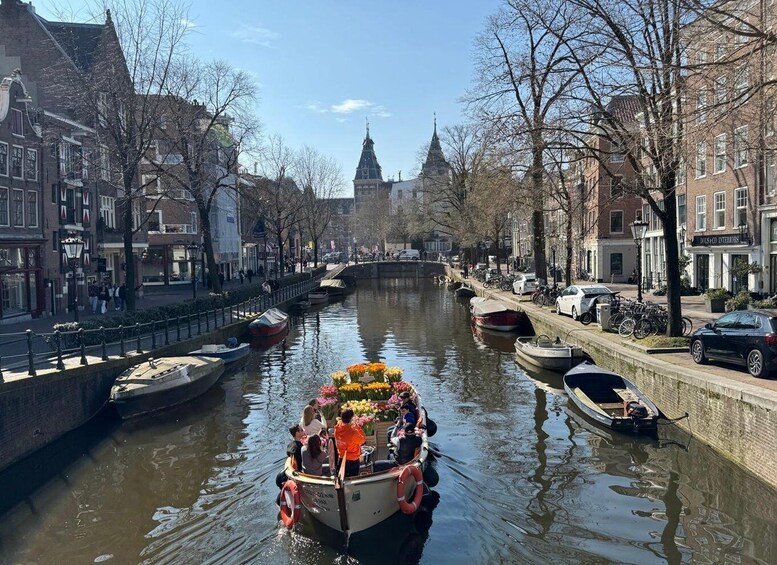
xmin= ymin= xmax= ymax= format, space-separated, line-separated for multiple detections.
xmin=319 ymin=384 xmax=339 ymax=399
xmin=331 ymin=371 xmax=348 ymax=388
xmin=364 ymin=381 xmax=392 ymax=401
xmin=346 ymin=363 xmax=367 ymax=381
xmin=339 ymin=382 xmax=364 ymax=401
xmin=353 ymin=414 xmax=375 ymax=436
xmin=392 ymin=381 xmax=414 ymax=395
xmin=385 ymin=367 xmax=403 ymax=383
xmin=366 ymin=362 xmax=387 ymax=382
xmin=317 ymin=396 xmax=338 ymax=421
xmin=341 ymin=399 xmax=378 ymax=416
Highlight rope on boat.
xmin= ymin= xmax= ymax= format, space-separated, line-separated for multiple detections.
xmin=657 ymin=412 xmax=689 ymax=425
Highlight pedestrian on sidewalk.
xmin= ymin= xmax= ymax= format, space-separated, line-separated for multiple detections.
xmin=218 ymin=271 xmax=225 ymax=288
xmin=118 ymin=283 xmax=127 ymax=311
xmin=239 ymin=269 xmax=245 ymax=284
xmin=88 ymin=282 xmax=99 ymax=314
xmin=112 ymin=283 xmax=121 ymax=311
xmin=99 ymin=284 xmax=110 ymax=314
xmin=247 ymin=268 xmax=254 ymax=283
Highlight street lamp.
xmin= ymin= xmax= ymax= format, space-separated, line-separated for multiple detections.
xmin=187 ymin=243 xmax=201 ymax=301
xmin=353 ymin=237 xmax=358 ymax=264
xmin=62 ymin=236 xmax=84 ymax=322
xmin=550 ymin=244 xmax=557 ymax=286
xmin=631 ymin=220 xmax=649 ymax=302
xmin=738 ymin=221 xmax=751 ymax=246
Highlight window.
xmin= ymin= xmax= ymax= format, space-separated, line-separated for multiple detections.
xmin=678 ymin=193 xmax=686 ymax=225
xmin=0 ymin=143 xmax=6 ymax=176
xmin=11 ymin=146 xmax=23 ymax=178
xmin=0 ymin=188 xmax=7 ymax=226
xmin=714 ymin=134 xmax=726 ymax=173
xmin=52 ymin=230 xmax=58 ymax=251
xmin=51 ymin=183 xmax=57 ymax=204
xmin=695 ymin=50 xmax=707 ymax=66
xmin=190 ymin=211 xmax=197 ymax=233
xmin=737 ymin=23 xmax=749 ymax=44
xmin=610 ymin=253 xmax=623 ymax=275
xmin=63 ymin=143 xmax=83 ymax=177
xmin=609 ymin=141 xmax=625 ymax=163
xmin=147 ymin=210 xmax=162 ymax=232
xmin=100 ymin=195 xmax=115 ymax=228
xmin=713 ymin=191 xmax=725 ymax=229
xmin=610 ymin=176 xmax=624 ymax=197
xmin=696 ymin=195 xmax=707 ymax=230
xmin=11 ymin=108 xmax=23 ymax=136
xmin=696 ymin=91 xmax=707 ymax=123
xmin=12 ymin=189 xmax=23 ymax=226
xmin=99 ymin=145 xmax=110 ymax=181
xmin=26 ymin=191 xmax=37 ymax=227
xmin=714 ymin=40 xmax=726 ymax=61
xmin=767 ymin=151 xmax=776 ymax=195
xmin=735 ymin=65 xmax=749 ymax=98
xmin=25 ymin=149 xmax=37 ymax=180
xmin=132 ymin=201 xmax=141 ymax=231
xmin=766 ymin=96 xmax=776 ymax=137
xmin=97 ymin=92 xmax=108 ymax=127
xmin=141 ymin=174 xmax=161 ymax=196
xmin=735 ymin=187 xmax=748 ymax=228
xmin=714 ymin=76 xmax=727 ymax=106
xmin=610 ymin=210 xmax=624 ymax=233
xmin=676 ymin=159 xmax=686 ymax=186
xmin=734 ymin=126 xmax=748 ymax=168
xmin=695 ymin=142 xmax=706 ymax=178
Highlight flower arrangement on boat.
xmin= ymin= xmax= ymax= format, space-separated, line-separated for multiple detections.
xmin=364 ymin=381 xmax=392 ymax=400
xmin=385 ymin=367 xmax=403 ymax=383
xmin=341 ymin=399 xmax=378 ymax=416
xmin=338 ymin=382 xmax=364 ymax=401
xmin=352 ymin=414 xmax=375 ymax=435
xmin=366 ymin=362 xmax=386 ymax=382
xmin=317 ymin=396 xmax=338 ymax=420
xmin=331 ymin=371 xmax=348 ymax=388
xmin=346 ymin=363 xmax=367 ymax=381
xmin=319 ymin=385 xmax=339 ymax=398
xmin=392 ymin=380 xmax=413 ymax=394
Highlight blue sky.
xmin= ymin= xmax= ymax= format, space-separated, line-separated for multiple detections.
xmin=39 ymin=1 xmax=503 ymax=196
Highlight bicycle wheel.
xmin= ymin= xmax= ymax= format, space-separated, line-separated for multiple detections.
xmin=609 ymin=311 xmax=624 ymax=328
xmin=618 ymin=318 xmax=636 ymax=337
xmin=633 ymin=318 xmax=652 ymax=339
xmin=682 ymin=316 xmax=693 ymax=336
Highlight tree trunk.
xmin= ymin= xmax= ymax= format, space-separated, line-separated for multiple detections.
xmin=313 ymin=239 xmax=319 ymax=268
xmin=122 ymin=202 xmax=136 ymax=311
xmin=531 ymin=147 xmax=547 ymax=282
xmin=660 ymin=188 xmax=683 ymax=336
xmin=277 ymin=230 xmax=284 ymax=279
xmin=199 ymin=205 xmax=222 ymax=293
xmin=565 ymin=212 xmax=573 ymax=288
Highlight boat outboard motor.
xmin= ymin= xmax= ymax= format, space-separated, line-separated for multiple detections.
xmin=225 ymin=336 xmax=239 ymax=349
xmin=626 ymin=401 xmax=648 ymax=419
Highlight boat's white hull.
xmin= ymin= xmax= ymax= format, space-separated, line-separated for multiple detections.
xmin=515 ymin=340 xmax=583 ymax=372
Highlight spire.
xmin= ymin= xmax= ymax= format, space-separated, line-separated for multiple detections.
xmin=433 ymin=112 xmax=437 ymax=136
xmin=354 ymin=123 xmax=383 ymax=181
xmin=423 ymin=115 xmax=448 ymax=176
xmin=366 ymin=117 xmax=370 ymax=140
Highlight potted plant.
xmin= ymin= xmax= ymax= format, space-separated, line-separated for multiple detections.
xmin=725 ymin=289 xmax=751 ymax=312
xmin=704 ymin=288 xmax=730 ymax=313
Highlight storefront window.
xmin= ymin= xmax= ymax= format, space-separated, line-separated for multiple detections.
xmin=141 ymin=246 xmax=167 ymax=283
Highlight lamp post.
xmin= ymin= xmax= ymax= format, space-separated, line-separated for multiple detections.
xmin=353 ymin=237 xmax=358 ymax=264
xmin=551 ymin=244 xmax=557 ymax=286
xmin=62 ymin=236 xmax=84 ymax=322
xmin=187 ymin=243 xmax=201 ymax=301
xmin=738 ymin=221 xmax=751 ymax=246
xmin=631 ymin=220 xmax=649 ymax=302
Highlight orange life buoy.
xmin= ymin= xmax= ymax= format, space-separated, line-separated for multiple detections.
xmin=396 ymin=465 xmax=424 ymax=514
xmin=279 ymin=480 xmax=301 ymax=528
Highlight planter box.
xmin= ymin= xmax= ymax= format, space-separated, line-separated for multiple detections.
xmin=375 ymin=420 xmax=393 ymax=444
xmin=363 ymin=433 xmax=377 ymax=448
xmin=705 ymin=297 xmax=726 ymax=313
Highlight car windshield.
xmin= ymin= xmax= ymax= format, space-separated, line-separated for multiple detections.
xmin=581 ymin=287 xmax=610 ymax=295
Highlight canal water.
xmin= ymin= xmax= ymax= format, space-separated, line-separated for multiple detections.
xmin=0 ymin=278 xmax=775 ymax=564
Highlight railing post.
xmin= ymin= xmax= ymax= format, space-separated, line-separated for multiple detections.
xmin=188 ymin=314 xmax=193 ymax=338
xmin=197 ymin=311 xmax=201 ymax=335
xmin=205 ymin=308 xmax=210 ymax=332
xmin=100 ymin=327 xmax=108 ymax=361
xmin=151 ymin=320 xmax=157 ymax=349
xmin=0 ymin=356 xmax=3 ymax=383
xmin=164 ymin=318 xmax=170 ymax=346
xmin=26 ymin=329 xmax=36 ymax=376
xmin=136 ymin=323 xmax=142 ymax=354
xmin=214 ymin=307 xmax=219 ymax=329
xmin=222 ymin=306 xmax=226 ymax=327
xmin=176 ymin=316 xmax=181 ymax=342
xmin=79 ymin=328 xmax=88 ymax=365
xmin=119 ymin=325 xmax=126 ymax=357
xmin=55 ymin=329 xmax=65 ymax=370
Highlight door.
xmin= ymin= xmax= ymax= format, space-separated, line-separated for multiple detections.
xmin=731 ymin=254 xmax=748 ymax=293
xmin=771 ymin=254 xmax=777 ymax=294
xmin=696 ymin=254 xmax=709 ymax=292
xmin=733 ymin=312 xmax=762 ymax=362
xmin=706 ymin=312 xmax=740 ymax=357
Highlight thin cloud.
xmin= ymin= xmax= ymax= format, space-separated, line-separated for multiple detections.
xmin=180 ymin=18 xmax=197 ymax=29
xmin=303 ymin=98 xmax=391 ymax=118
xmin=331 ymin=99 xmax=372 ymax=114
xmin=232 ymin=23 xmax=279 ymax=48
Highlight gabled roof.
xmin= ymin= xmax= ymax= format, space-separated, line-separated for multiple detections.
xmin=422 ymin=116 xmax=449 ymax=175
xmin=354 ymin=125 xmax=383 ymax=181
xmin=38 ymin=18 xmax=104 ymax=72
xmin=603 ymin=95 xmax=641 ymax=124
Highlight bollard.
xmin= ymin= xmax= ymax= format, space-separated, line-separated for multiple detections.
xmin=164 ymin=318 xmax=170 ymax=346
xmin=26 ymin=329 xmax=37 ymax=376
xmin=151 ymin=320 xmax=157 ymax=349
xmin=79 ymin=328 xmax=88 ymax=365
xmin=100 ymin=327 xmax=108 ymax=361
xmin=188 ymin=314 xmax=192 ymax=338
xmin=136 ymin=323 xmax=142 ymax=354
xmin=55 ymin=329 xmax=65 ymax=370
xmin=213 ymin=307 xmax=218 ymax=329
xmin=176 ymin=317 xmax=181 ymax=342
xmin=119 ymin=325 xmax=126 ymax=357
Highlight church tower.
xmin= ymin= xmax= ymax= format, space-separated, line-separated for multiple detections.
xmin=421 ymin=114 xmax=450 ymax=179
xmin=353 ymin=121 xmax=390 ymax=213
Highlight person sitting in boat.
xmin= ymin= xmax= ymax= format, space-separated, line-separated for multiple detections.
xmin=325 ymin=427 xmax=338 ymax=475
xmin=393 ymin=424 xmax=422 ymax=465
xmin=287 ymin=425 xmax=304 ymax=471
xmin=301 ymin=434 xmax=328 ymax=476
xmin=386 ymin=398 xmax=418 ymax=444
xmin=335 ymin=409 xmax=365 ymax=478
xmin=308 ymin=398 xmax=326 ymax=424
xmin=300 ymin=405 xmax=326 ymax=437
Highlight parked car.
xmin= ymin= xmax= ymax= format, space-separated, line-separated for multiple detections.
xmin=512 ymin=273 xmax=537 ymax=295
xmin=397 ymin=249 xmax=420 ymax=261
xmin=555 ymin=284 xmax=614 ymax=320
xmin=690 ymin=310 xmax=777 ymax=378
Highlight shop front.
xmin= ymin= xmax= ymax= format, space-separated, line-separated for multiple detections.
xmin=690 ymin=233 xmax=759 ymax=292
xmin=0 ymin=243 xmax=43 ymax=321
xmin=141 ymin=244 xmax=200 ymax=285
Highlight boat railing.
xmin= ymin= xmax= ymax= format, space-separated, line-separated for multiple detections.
xmin=0 ymin=275 xmax=325 ymax=379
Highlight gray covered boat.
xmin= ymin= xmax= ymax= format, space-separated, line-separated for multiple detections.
xmin=514 ymin=335 xmax=584 ymax=372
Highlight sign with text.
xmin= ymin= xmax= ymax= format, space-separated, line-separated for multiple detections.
xmin=691 ymin=233 xmax=747 ymax=247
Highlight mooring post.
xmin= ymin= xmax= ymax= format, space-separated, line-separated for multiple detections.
xmin=78 ymin=328 xmax=87 ymax=366
xmin=55 ymin=329 xmax=65 ymax=370
xmin=136 ymin=323 xmax=142 ymax=354
xmin=119 ymin=325 xmax=126 ymax=357
xmin=100 ymin=327 xmax=108 ymax=361
xmin=26 ymin=329 xmax=36 ymax=376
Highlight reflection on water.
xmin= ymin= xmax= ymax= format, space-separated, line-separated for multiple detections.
xmin=0 ymin=278 xmax=775 ymax=564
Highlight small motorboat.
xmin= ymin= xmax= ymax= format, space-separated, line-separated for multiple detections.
xmin=190 ymin=339 xmax=250 ymax=364
xmin=308 ymin=290 xmax=329 ymax=304
xmin=454 ymin=285 xmax=476 ymax=298
xmin=563 ymin=362 xmax=659 ymax=433
xmin=110 ymin=356 xmax=225 ymax=419
xmin=289 ymin=300 xmax=311 ymax=312
xmin=514 ymin=335 xmax=585 ymax=372
xmin=248 ymin=307 xmax=289 ymax=337
xmin=319 ymin=279 xmax=347 ymax=296
xmin=470 ymin=298 xmax=525 ymax=332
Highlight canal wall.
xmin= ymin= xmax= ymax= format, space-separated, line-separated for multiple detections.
xmin=339 ymin=261 xmax=446 ymax=280
xmin=451 ymin=268 xmax=777 ymax=490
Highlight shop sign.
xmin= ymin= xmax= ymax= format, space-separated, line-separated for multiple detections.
xmin=691 ymin=233 xmax=746 ymax=247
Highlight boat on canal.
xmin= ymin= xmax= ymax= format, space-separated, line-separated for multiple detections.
xmin=110 ymin=356 xmax=225 ymax=420
xmin=514 ymin=334 xmax=585 ymax=372
xmin=248 ymin=307 xmax=289 ymax=337
xmin=308 ymin=290 xmax=329 ymax=304
xmin=278 ymin=364 xmax=435 ymax=538
xmin=454 ymin=284 xmax=476 ymax=298
xmin=189 ymin=340 xmax=250 ymax=364
xmin=470 ymin=297 xmax=525 ymax=332
xmin=563 ymin=362 xmax=659 ymax=433
xmin=319 ymin=278 xmax=348 ymax=296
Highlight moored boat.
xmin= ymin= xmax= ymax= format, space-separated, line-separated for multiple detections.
xmin=514 ymin=335 xmax=584 ymax=372
xmin=308 ymin=290 xmax=329 ymax=304
xmin=110 ymin=356 xmax=225 ymax=419
xmin=248 ymin=307 xmax=289 ymax=337
xmin=189 ymin=341 xmax=250 ymax=364
xmin=562 ymin=362 xmax=659 ymax=433
xmin=319 ymin=279 xmax=348 ymax=296
xmin=289 ymin=300 xmax=311 ymax=312
xmin=454 ymin=285 xmax=476 ymax=298
xmin=470 ymin=298 xmax=525 ymax=332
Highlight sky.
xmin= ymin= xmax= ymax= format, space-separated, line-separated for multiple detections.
xmin=38 ymin=0 xmax=504 ymax=196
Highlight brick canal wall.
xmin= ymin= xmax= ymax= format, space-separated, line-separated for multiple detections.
xmin=451 ymin=268 xmax=777 ymax=490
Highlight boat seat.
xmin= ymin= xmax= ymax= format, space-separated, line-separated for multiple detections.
xmin=598 ymin=402 xmax=625 ymax=410
xmin=613 ymin=388 xmax=638 ymax=402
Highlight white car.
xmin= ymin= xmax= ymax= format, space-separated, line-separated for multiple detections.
xmin=512 ymin=273 xmax=537 ymax=295
xmin=555 ymin=284 xmax=614 ymax=320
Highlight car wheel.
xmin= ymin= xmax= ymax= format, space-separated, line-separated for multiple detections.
xmin=691 ymin=340 xmax=707 ymax=364
xmin=747 ymin=349 xmax=766 ymax=378
xmin=556 ymin=301 xmax=562 ymax=315
xmin=571 ymin=306 xmax=578 ymax=321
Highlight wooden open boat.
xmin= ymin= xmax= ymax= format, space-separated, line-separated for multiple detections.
xmin=454 ymin=285 xmax=476 ymax=298
xmin=470 ymin=297 xmax=524 ymax=332
xmin=562 ymin=362 xmax=659 ymax=433
xmin=514 ymin=335 xmax=584 ymax=372
xmin=189 ymin=342 xmax=250 ymax=364
xmin=110 ymin=356 xmax=225 ymax=419
xmin=308 ymin=290 xmax=329 ymax=304
xmin=248 ymin=307 xmax=289 ymax=337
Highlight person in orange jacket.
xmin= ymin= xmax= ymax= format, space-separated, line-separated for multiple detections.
xmin=335 ymin=409 xmax=365 ymax=477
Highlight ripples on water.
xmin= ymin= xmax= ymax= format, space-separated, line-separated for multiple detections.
xmin=0 ymin=278 xmax=775 ymax=564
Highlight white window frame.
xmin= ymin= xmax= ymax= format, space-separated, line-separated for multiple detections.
xmin=609 ymin=210 xmax=624 ymax=234
xmin=609 ymin=141 xmax=625 ymax=163
xmin=26 ymin=190 xmax=37 ymax=228
xmin=696 ymin=195 xmax=707 ymax=231
xmin=695 ymin=142 xmax=707 ymax=178
xmin=147 ymin=209 xmax=162 ymax=232
xmin=734 ymin=125 xmax=748 ymax=168
xmin=0 ymin=187 xmax=8 ymax=226
xmin=734 ymin=187 xmax=748 ymax=228
xmin=11 ymin=145 xmax=23 ymax=179
xmin=25 ymin=148 xmax=37 ymax=181
xmin=100 ymin=195 xmax=115 ymax=228
xmin=141 ymin=174 xmax=161 ymax=197
xmin=190 ymin=211 xmax=198 ymax=233
xmin=713 ymin=191 xmax=726 ymax=230
xmin=714 ymin=40 xmax=726 ymax=62
xmin=696 ymin=91 xmax=707 ymax=123
xmin=714 ymin=76 xmax=727 ymax=106
xmin=677 ymin=193 xmax=687 ymax=226
xmin=713 ymin=134 xmax=726 ymax=174
xmin=610 ymin=175 xmax=624 ymax=198
xmin=735 ymin=65 xmax=749 ymax=98
xmin=11 ymin=108 xmax=24 ymax=137
xmin=0 ymin=142 xmax=7 ymax=177
xmin=11 ymin=188 xmax=23 ymax=227
xmin=99 ymin=144 xmax=110 ymax=181
xmin=767 ymin=151 xmax=776 ymax=196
